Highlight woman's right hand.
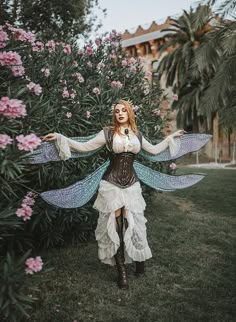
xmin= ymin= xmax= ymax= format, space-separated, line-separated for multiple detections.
xmin=42 ymin=133 xmax=57 ymax=142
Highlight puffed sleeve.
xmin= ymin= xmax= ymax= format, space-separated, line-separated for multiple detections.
xmin=55 ymin=130 xmax=106 ymax=160
xmin=142 ymin=133 xmax=180 ymax=157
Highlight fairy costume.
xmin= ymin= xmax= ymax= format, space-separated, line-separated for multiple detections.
xmin=28 ymin=127 xmax=211 ymax=266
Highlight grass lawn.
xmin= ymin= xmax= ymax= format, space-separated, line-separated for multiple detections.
xmin=30 ymin=168 xmax=236 ymax=322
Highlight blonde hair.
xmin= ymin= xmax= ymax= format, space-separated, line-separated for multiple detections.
xmin=111 ymin=99 xmax=137 ymax=134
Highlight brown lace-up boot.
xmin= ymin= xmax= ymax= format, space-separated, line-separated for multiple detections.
xmin=114 ymin=210 xmax=128 ymax=289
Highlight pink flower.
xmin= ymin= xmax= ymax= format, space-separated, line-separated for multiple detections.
xmin=0 ymin=134 xmax=12 ymax=149
xmin=85 ymin=45 xmax=93 ymax=56
xmin=73 ymin=61 xmax=78 ymax=67
xmin=104 ymin=36 xmax=112 ymax=43
xmin=12 ymin=28 xmax=36 ymax=43
xmin=129 ymin=57 xmax=136 ymax=65
xmin=0 ymin=30 xmax=9 ymax=42
xmin=27 ymin=82 xmax=35 ymax=90
xmin=173 ymin=94 xmax=178 ymax=101
xmin=33 ymin=84 xmax=42 ymax=96
xmin=25 ymin=256 xmax=43 ymax=274
xmin=16 ymin=207 xmax=26 ymax=218
xmin=121 ymin=60 xmax=128 ymax=67
xmin=22 ymin=192 xmax=37 ymax=206
xmin=92 ymin=87 xmax=100 ymax=95
xmin=74 ymin=72 xmax=84 ymax=83
xmin=0 ymin=42 xmax=7 ymax=48
xmin=97 ymin=62 xmax=105 ymax=69
xmin=111 ymin=81 xmax=123 ymax=89
xmin=111 ymin=29 xmax=118 ymax=38
xmin=86 ymin=111 xmax=91 ymax=119
xmin=4 ymin=23 xmax=14 ymax=30
xmin=95 ymin=38 xmax=101 ymax=47
xmin=0 ymin=51 xmax=22 ymax=66
xmin=22 ymin=195 xmax=35 ymax=206
xmin=16 ymin=191 xmax=37 ymax=221
xmin=130 ymin=65 xmax=137 ymax=73
xmin=62 ymin=87 xmax=70 ymax=98
xmin=10 ymin=65 xmax=25 ymax=76
xmin=32 ymin=41 xmax=44 ymax=52
xmin=16 ymin=204 xmax=33 ymax=221
xmin=0 ymin=97 xmax=27 ymax=118
xmin=87 ymin=61 xmax=93 ymax=68
xmin=66 ymin=112 xmax=72 ymax=118
xmin=41 ymin=68 xmax=50 ymax=77
xmin=46 ymin=40 xmax=56 ymax=52
xmin=63 ymin=44 xmax=71 ymax=54
xmin=70 ymin=89 xmax=76 ymax=98
xmin=16 ymin=133 xmax=41 ymax=152
xmin=169 ymin=162 xmax=177 ymax=170
xmin=26 ymin=191 xmax=37 ymax=198
xmin=34 ymin=84 xmax=42 ymax=96
xmin=27 ymin=82 xmax=42 ymax=96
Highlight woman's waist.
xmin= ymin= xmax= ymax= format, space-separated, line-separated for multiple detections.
xmin=103 ymin=152 xmax=138 ymax=188
xmin=108 ymin=152 xmax=136 ymax=167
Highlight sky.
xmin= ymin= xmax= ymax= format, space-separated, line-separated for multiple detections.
xmin=94 ymin=0 xmax=202 ymax=35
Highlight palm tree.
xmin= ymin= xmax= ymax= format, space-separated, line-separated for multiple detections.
xmin=157 ymin=4 xmax=213 ymax=132
xmin=209 ymin=0 xmax=236 ymax=17
xmin=193 ymin=0 xmax=236 ymax=156
xmin=193 ymin=0 xmax=236 ymax=128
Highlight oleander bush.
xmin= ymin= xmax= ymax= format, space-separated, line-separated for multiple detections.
xmin=0 ymin=24 xmax=169 ymax=320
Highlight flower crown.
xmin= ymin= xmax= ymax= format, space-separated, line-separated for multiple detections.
xmin=111 ymin=99 xmax=135 ymax=112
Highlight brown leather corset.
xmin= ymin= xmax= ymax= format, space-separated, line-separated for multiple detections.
xmin=102 ymin=152 xmax=138 ymax=188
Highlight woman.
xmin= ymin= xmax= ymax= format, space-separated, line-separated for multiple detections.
xmin=42 ymin=99 xmax=186 ymax=289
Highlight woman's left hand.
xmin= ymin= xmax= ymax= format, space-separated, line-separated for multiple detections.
xmin=172 ymin=129 xmax=187 ymax=138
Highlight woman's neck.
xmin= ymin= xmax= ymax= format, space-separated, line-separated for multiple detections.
xmin=119 ymin=123 xmax=129 ymax=129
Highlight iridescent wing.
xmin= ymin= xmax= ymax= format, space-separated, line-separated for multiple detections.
xmin=134 ymin=161 xmax=206 ymax=191
xmin=25 ymin=134 xmax=103 ymax=164
xmin=140 ymin=134 xmax=212 ymax=162
xmin=40 ymin=161 xmax=110 ymax=208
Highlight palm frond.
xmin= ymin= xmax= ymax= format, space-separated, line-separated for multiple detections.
xmin=200 ymin=54 xmax=236 ymax=114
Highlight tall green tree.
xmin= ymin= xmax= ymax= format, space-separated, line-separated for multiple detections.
xmin=158 ymin=4 xmax=213 ymax=132
xmin=193 ymin=0 xmax=236 ymax=130
xmin=0 ymin=0 xmax=106 ymax=40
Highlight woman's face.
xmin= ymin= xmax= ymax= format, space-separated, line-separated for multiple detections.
xmin=114 ymin=104 xmax=129 ymax=125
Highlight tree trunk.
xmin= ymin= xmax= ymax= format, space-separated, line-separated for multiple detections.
xmin=192 ymin=107 xmax=199 ymax=133
xmin=228 ymin=128 xmax=232 ymax=158
xmin=213 ymin=112 xmax=219 ymax=163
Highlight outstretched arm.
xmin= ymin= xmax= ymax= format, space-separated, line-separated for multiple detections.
xmin=43 ymin=130 xmax=106 ymax=160
xmin=142 ymin=130 xmax=185 ymax=156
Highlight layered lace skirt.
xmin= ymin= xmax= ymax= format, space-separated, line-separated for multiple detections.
xmin=93 ymin=180 xmax=152 ymax=266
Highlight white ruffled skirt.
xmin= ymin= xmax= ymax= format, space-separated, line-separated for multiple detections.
xmin=93 ymin=180 xmax=152 ymax=266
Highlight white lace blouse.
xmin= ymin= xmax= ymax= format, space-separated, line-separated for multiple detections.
xmin=55 ymin=128 xmax=179 ymax=161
